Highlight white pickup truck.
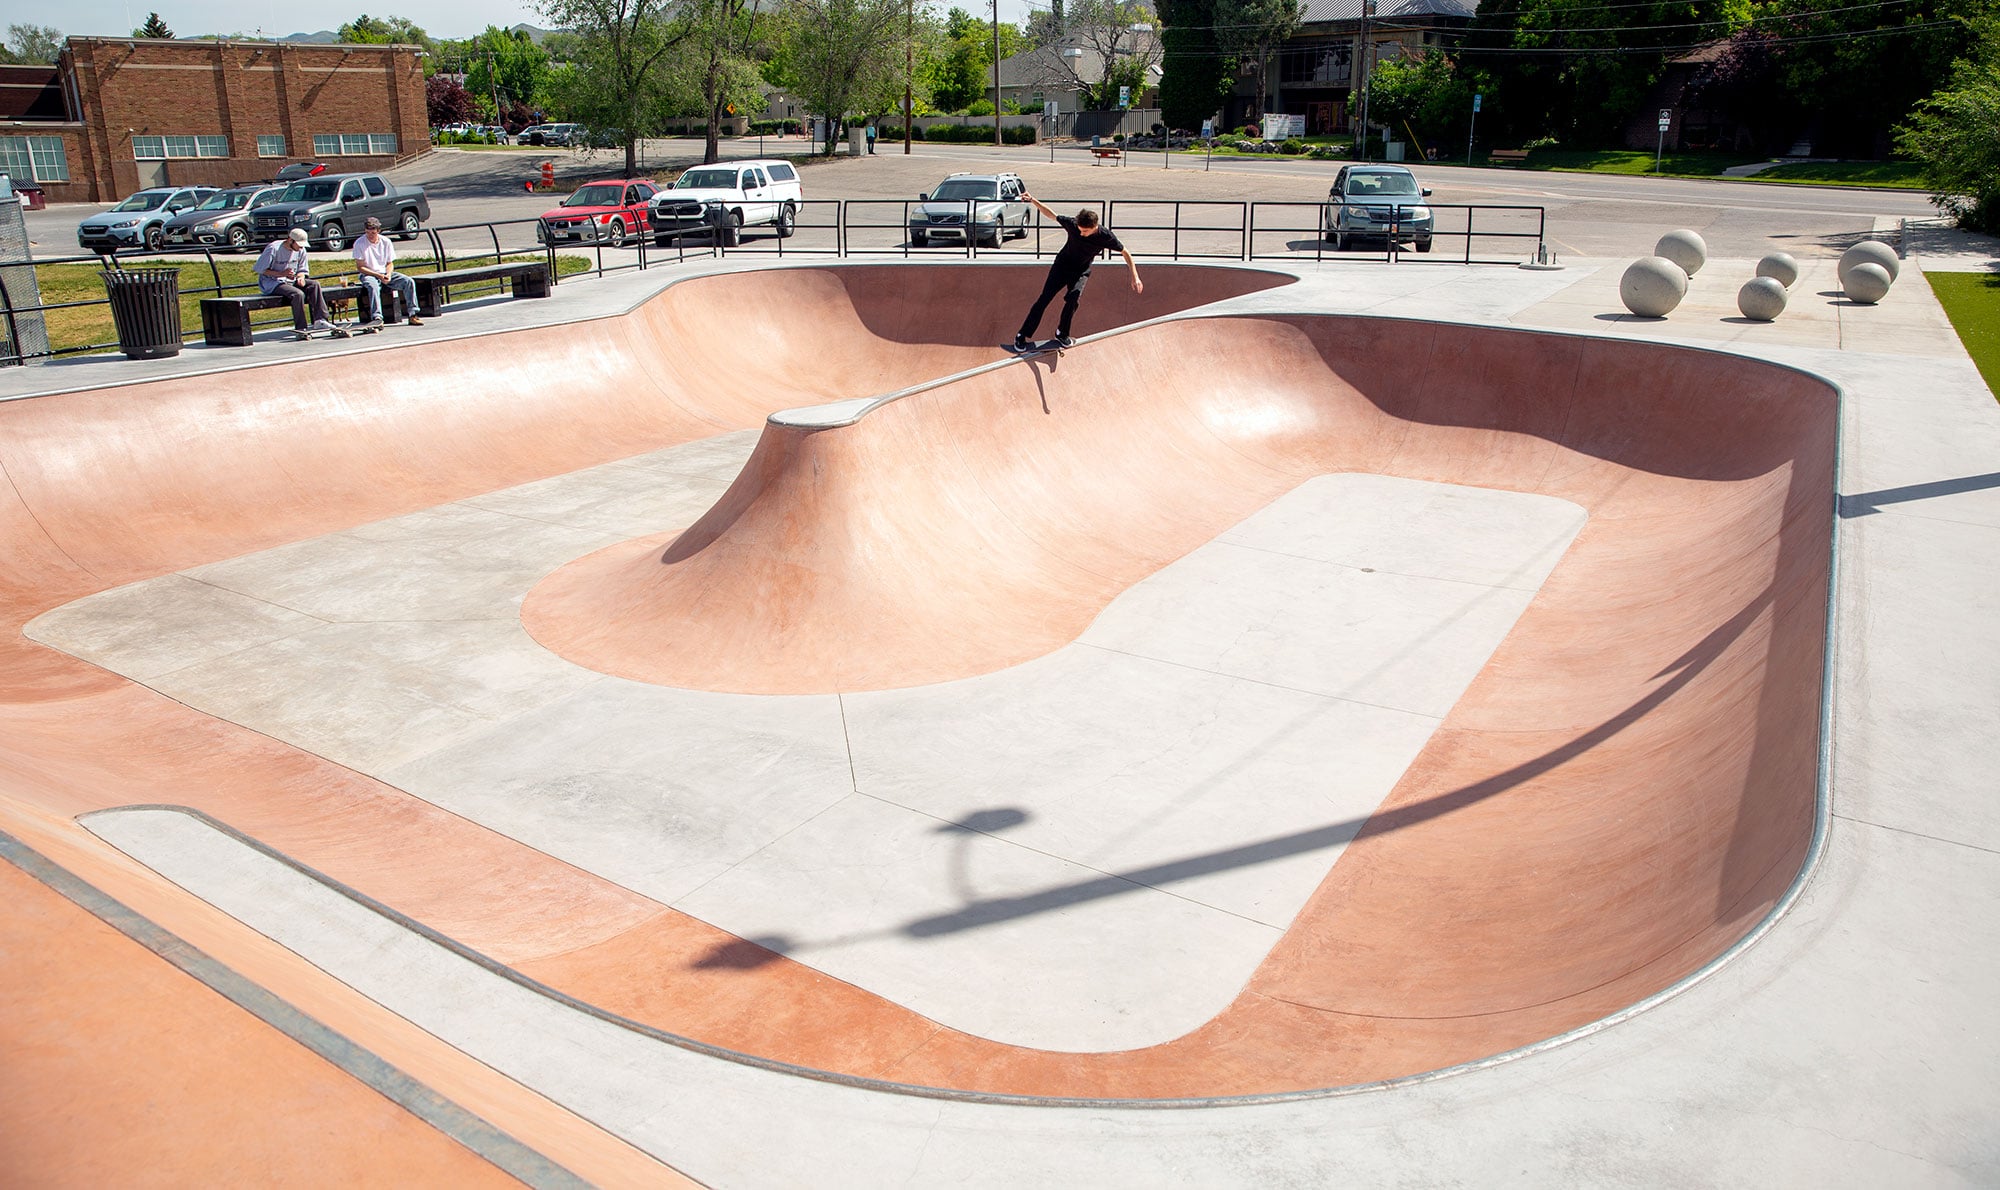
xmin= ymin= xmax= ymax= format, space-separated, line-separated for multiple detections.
xmin=650 ymin=158 xmax=802 ymax=245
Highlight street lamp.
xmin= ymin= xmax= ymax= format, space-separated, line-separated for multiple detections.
xmin=1355 ymin=0 xmax=1376 ymax=161
xmin=905 ymin=0 xmax=914 ymax=154
xmin=994 ymin=0 xmax=1004 ymax=148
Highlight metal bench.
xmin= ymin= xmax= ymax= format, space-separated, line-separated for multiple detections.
xmin=199 ymin=282 xmax=393 ymax=348
xmin=408 ymin=261 xmax=552 ymax=318
xmin=1488 ymin=149 xmax=1531 ymax=165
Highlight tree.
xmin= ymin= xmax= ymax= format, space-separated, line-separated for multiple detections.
xmin=1367 ymin=50 xmax=1473 ymax=151
xmin=540 ymin=0 xmax=695 ymax=173
xmin=1897 ymin=17 xmax=1999 ymax=230
xmin=340 ymin=15 xmax=433 ymax=49
xmin=671 ymin=0 xmax=775 ymax=162
xmin=926 ymin=8 xmax=1025 ymax=111
xmin=1018 ymin=0 xmax=1159 ymax=111
xmin=766 ymin=0 xmax=906 ymax=153
xmin=457 ymin=26 xmax=553 ymax=119
xmin=3 ymin=24 xmax=64 ymax=64
xmin=426 ymin=74 xmax=479 ymax=126
xmin=1215 ymin=0 xmax=1299 ymax=118
xmin=1157 ymin=0 xmax=1232 ymax=130
xmin=135 ymin=13 xmax=174 ymax=39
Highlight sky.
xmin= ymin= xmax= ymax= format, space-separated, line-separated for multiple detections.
xmin=35 ymin=0 xmax=1045 ymax=44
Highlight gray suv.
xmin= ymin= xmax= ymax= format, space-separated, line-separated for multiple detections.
xmin=911 ymin=172 xmax=1029 ymax=248
xmin=77 ymin=186 xmax=216 ymax=252
xmin=161 ymin=184 xmax=287 ymax=251
xmin=1323 ymin=164 xmax=1434 ymax=252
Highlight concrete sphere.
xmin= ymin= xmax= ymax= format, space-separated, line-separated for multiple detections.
xmin=1737 ymin=276 xmax=1789 ymax=322
xmin=1621 ymin=256 xmax=1690 ymax=317
xmin=1839 ymin=240 xmax=1900 ymax=286
xmin=1655 ymin=229 xmax=1708 ymax=276
xmin=1755 ymin=252 xmax=1800 ymax=289
xmin=1844 ymin=262 xmax=1893 ymax=305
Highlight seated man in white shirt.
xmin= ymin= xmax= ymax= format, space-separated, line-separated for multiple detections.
xmin=254 ymin=227 xmax=337 ymax=339
xmin=351 ymin=216 xmax=423 ymax=327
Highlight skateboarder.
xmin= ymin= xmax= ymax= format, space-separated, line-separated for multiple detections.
xmin=1013 ymin=194 xmax=1142 ymax=352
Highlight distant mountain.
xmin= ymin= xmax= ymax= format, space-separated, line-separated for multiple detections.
xmin=508 ymin=23 xmax=555 ymax=42
xmin=280 ymin=30 xmax=341 ymax=43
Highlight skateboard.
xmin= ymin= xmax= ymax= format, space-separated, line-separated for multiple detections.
xmin=294 ymin=324 xmax=352 ymax=341
xmin=353 ymin=319 xmax=386 ymax=335
xmin=1003 ymin=338 xmax=1067 ymax=359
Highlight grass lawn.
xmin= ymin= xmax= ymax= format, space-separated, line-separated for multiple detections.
xmin=1494 ymin=148 xmax=1759 ymax=178
xmin=1926 ymin=271 xmax=2000 ymax=404
xmin=34 ymin=253 xmax=591 ymax=356
xmin=1749 ymin=161 xmax=1929 ymax=189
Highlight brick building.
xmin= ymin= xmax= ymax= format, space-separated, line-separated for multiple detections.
xmin=0 ymin=37 xmax=427 ymax=204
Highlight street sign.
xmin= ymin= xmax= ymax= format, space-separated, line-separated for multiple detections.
xmin=1118 ymin=85 xmax=1130 ymax=109
xmin=1201 ymin=118 xmax=1214 ymax=138
xmin=1658 ymin=115 xmax=1671 ymax=131
xmin=1473 ymin=93 xmax=1482 ymax=112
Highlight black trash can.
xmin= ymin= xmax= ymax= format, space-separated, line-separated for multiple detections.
xmin=100 ymin=267 xmax=183 ymax=360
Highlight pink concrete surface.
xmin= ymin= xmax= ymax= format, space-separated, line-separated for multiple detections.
xmin=0 ymin=264 xmax=1834 ymax=1135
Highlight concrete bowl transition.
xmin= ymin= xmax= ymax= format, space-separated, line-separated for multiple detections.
xmin=0 ymin=263 xmax=1836 ymax=1106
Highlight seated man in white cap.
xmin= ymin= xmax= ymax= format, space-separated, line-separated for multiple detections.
xmin=254 ymin=227 xmax=337 ymax=339
xmin=351 ymin=215 xmax=422 ymax=327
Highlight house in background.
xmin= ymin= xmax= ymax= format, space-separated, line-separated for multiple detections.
xmin=0 ymin=36 xmax=426 ymax=204
xmin=1229 ymin=0 xmax=1479 ymax=135
xmin=991 ymin=30 xmax=1164 ymax=135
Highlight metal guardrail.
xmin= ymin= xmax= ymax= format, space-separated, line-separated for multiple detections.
xmin=2 ymin=199 xmax=1546 ymax=365
xmin=1250 ymin=201 xmax=1548 ymax=266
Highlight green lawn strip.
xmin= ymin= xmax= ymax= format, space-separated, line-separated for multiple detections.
xmin=1504 ymin=148 xmax=1758 ymax=177
xmin=1747 ymin=161 xmax=1929 ymax=189
xmin=33 ymin=253 xmax=590 ymax=355
xmin=1925 ymin=271 xmax=2000 ymax=404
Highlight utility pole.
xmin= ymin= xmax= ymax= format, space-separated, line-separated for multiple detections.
xmin=905 ymin=0 xmax=914 ymax=153
xmin=486 ymin=49 xmax=499 ymax=126
xmin=1354 ymin=0 xmax=1374 ymax=160
xmin=993 ymin=0 xmax=1003 ymax=148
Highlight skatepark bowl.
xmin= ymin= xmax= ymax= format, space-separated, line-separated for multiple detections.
xmin=2 ymin=262 xmax=1836 ymax=1118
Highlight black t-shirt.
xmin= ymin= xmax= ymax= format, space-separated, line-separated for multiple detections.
xmin=1051 ymin=215 xmax=1123 ymax=276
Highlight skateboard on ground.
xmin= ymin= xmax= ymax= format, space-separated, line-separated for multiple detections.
xmin=294 ymin=324 xmax=351 ymax=341
xmin=1003 ymin=338 xmax=1067 ymax=359
xmin=353 ymin=319 xmax=386 ymax=335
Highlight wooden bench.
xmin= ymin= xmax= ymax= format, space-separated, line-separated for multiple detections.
xmin=1488 ymin=148 xmax=1531 ymax=165
xmin=200 ymin=282 xmax=398 ymax=348
xmin=409 ymin=261 xmax=552 ymax=318
xmin=1091 ymin=147 xmax=1123 ymax=164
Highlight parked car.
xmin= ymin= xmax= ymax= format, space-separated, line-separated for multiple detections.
xmin=650 ymin=159 xmax=802 ymax=245
xmin=248 ymin=172 xmax=430 ymax=252
xmin=910 ymin=172 xmax=1029 ymax=248
xmin=77 ymin=186 xmax=217 ymax=252
xmin=274 ymin=161 xmax=328 ymax=181
xmin=521 ymin=123 xmax=581 ymax=147
xmin=1323 ymin=164 xmax=1433 ymax=252
xmin=537 ymin=177 xmax=658 ymax=247
xmin=161 ymin=183 xmax=288 ymax=251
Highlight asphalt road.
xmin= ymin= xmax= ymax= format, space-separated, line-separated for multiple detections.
xmin=21 ymin=138 xmax=1941 ymax=263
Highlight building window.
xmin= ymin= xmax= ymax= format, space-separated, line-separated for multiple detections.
xmin=313 ymin=133 xmax=398 ymax=156
xmin=257 ymin=134 xmax=286 ymax=157
xmin=0 ymin=136 xmax=71 ymax=182
xmin=133 ymin=134 xmax=230 ymax=160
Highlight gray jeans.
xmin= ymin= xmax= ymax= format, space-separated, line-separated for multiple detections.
xmin=269 ymin=278 xmax=328 ymax=329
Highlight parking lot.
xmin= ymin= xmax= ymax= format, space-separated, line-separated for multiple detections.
xmin=20 ymin=137 xmax=1945 ymax=268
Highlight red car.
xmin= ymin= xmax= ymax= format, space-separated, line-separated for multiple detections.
xmin=537 ymin=178 xmax=658 ymax=247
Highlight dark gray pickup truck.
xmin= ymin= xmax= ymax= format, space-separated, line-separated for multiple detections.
xmin=248 ymin=172 xmax=430 ymax=252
